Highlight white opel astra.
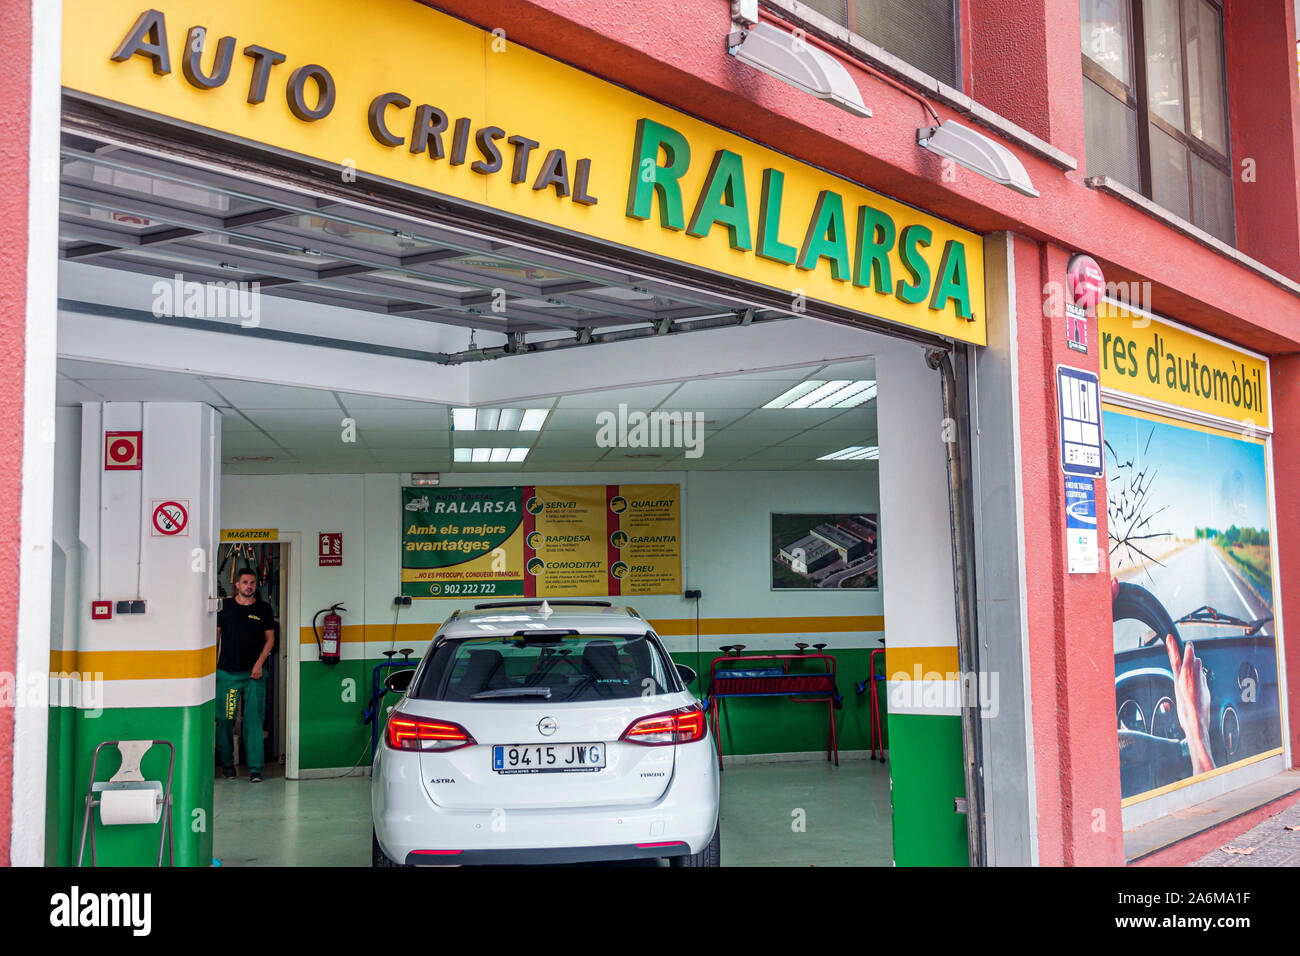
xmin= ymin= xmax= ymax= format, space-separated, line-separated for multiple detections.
xmin=371 ymin=600 xmax=721 ymax=866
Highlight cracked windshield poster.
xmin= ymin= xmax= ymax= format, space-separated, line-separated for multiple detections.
xmin=1106 ymin=407 xmax=1282 ymax=801
xmin=401 ymin=485 xmax=680 ymax=599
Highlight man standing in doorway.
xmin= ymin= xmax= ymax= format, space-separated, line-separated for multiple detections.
xmin=216 ymin=568 xmax=276 ymax=782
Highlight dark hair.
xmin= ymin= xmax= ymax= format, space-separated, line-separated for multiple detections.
xmin=236 ymin=568 xmax=258 ymax=581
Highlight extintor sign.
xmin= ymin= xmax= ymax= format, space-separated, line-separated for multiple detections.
xmin=319 ymin=532 xmax=342 ymax=567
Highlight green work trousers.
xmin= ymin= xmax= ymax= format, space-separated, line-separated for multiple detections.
xmin=216 ymin=669 xmax=266 ymax=773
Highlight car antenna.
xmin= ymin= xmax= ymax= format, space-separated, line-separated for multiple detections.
xmin=538 ymin=600 xmax=553 ymax=619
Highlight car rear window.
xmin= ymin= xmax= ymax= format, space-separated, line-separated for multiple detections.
xmin=412 ymin=633 xmax=678 ymax=703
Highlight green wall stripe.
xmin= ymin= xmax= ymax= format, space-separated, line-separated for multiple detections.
xmin=298 ymin=649 xmax=889 ymax=770
xmin=887 ymin=712 xmax=968 ymax=866
xmin=46 ymin=704 xmax=214 ymax=867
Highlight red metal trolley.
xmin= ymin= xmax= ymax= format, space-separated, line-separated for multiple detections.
xmin=706 ymin=643 xmax=840 ymax=770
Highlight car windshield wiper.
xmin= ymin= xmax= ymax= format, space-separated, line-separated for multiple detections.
xmin=470 ymin=687 xmax=552 ymax=700
xmin=1176 ymin=605 xmax=1272 ymax=635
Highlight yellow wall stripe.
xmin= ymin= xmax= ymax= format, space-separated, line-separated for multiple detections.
xmin=649 ymin=615 xmax=884 ymax=636
xmin=886 ymin=645 xmax=961 ymax=677
xmin=49 ymin=646 xmax=217 ymax=681
xmin=299 ymin=616 xmax=886 ymax=645
xmin=1119 ymin=747 xmax=1285 ymax=807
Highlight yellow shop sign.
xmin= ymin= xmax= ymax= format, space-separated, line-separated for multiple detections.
xmin=63 ymin=0 xmax=986 ymax=345
xmin=1098 ymin=303 xmax=1270 ymax=429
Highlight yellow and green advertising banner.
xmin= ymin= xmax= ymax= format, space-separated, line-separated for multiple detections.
xmin=402 ymin=485 xmax=680 ymax=599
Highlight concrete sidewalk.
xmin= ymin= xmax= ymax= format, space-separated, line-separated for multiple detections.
xmin=1190 ymin=798 xmax=1300 ymax=866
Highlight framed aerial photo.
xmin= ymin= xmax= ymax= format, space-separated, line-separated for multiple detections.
xmin=771 ymin=513 xmax=879 ymax=590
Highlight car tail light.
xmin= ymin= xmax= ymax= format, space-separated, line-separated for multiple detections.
xmin=386 ymin=715 xmax=476 ymax=751
xmin=620 ymin=705 xmax=707 ymax=746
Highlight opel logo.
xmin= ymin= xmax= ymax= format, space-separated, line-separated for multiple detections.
xmin=537 ymin=716 xmax=558 ymax=736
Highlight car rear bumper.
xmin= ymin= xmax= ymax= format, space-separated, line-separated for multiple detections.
xmin=405 ymin=842 xmax=691 ymax=866
xmin=373 ymin=738 xmax=719 ymax=864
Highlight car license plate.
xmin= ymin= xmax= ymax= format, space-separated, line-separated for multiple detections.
xmin=492 ymin=743 xmax=605 ymax=774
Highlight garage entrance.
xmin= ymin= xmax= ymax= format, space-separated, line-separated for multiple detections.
xmin=48 ymin=2 xmax=985 ymax=865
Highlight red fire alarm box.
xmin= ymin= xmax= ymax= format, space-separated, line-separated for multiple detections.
xmin=104 ymin=431 xmax=143 ymax=471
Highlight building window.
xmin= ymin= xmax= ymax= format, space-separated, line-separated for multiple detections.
xmin=1081 ymin=0 xmax=1234 ymax=243
xmin=798 ymin=0 xmax=958 ymax=87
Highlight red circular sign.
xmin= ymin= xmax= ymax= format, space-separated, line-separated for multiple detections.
xmin=152 ymin=501 xmax=188 ymax=536
xmin=108 ymin=439 xmax=135 ymax=463
xmin=1067 ymin=253 xmax=1106 ymax=310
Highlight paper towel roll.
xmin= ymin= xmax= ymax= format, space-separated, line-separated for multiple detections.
xmin=98 ymin=783 xmax=163 ymax=825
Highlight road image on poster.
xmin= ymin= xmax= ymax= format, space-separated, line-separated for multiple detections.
xmin=1105 ymin=407 xmax=1283 ymax=801
xmin=403 ymin=485 xmax=681 ymax=598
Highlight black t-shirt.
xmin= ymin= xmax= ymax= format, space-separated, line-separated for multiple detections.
xmin=217 ymin=599 xmax=276 ymax=673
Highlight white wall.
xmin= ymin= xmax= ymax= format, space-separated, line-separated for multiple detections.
xmin=76 ymin=403 xmax=221 ymax=709
xmin=220 ymin=467 xmax=883 ymax=655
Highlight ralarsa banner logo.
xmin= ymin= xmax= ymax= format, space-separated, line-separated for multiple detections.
xmin=399 ymin=485 xmax=681 ymax=598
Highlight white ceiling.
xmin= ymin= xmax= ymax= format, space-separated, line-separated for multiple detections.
xmin=57 ymin=358 xmax=878 ymax=474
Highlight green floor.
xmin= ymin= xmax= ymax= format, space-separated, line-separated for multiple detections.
xmin=212 ymin=757 xmax=894 ymax=867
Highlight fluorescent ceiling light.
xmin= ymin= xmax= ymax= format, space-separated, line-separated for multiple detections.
xmin=727 ymin=22 xmax=871 ymax=118
xmin=519 ymin=409 xmax=549 ymax=431
xmin=452 ymin=408 xmax=550 ymax=431
xmin=820 ymin=381 xmax=876 ymax=408
xmin=764 ymin=381 xmax=825 ymax=409
xmin=454 ymin=447 xmax=531 ymax=463
xmin=817 ymin=446 xmax=879 ymax=461
xmin=767 ymin=379 xmax=876 ymax=409
xmin=917 ymin=121 xmax=1039 ymax=198
xmin=787 ymin=380 xmax=852 ymax=408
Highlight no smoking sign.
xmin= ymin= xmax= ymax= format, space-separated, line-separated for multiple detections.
xmin=151 ymin=499 xmax=190 ymax=537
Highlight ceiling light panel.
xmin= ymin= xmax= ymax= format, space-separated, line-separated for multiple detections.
xmin=787 ymin=380 xmax=853 ymax=408
xmin=766 ymin=379 xmax=876 ymax=409
xmin=454 ymin=446 xmax=531 ymax=463
xmin=451 ymin=408 xmax=550 ymax=431
xmin=763 ymin=381 xmax=825 ymax=409
xmin=817 ymin=445 xmax=879 ymax=461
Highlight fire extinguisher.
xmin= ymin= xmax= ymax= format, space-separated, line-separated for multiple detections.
xmin=313 ymin=603 xmax=346 ymax=665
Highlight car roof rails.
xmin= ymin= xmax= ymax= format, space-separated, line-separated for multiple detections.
xmin=472 ymin=599 xmax=613 ymax=610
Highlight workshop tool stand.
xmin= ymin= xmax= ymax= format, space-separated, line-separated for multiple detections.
xmin=707 ymin=644 xmax=841 ymax=770
xmin=363 ymin=649 xmax=416 ymax=761
xmin=77 ymin=739 xmax=176 ymax=867
xmin=853 ymin=645 xmax=887 ymax=762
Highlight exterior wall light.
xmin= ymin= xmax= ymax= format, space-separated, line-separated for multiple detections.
xmin=727 ymin=21 xmax=871 ymax=118
xmin=917 ymin=121 xmax=1039 ymax=198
